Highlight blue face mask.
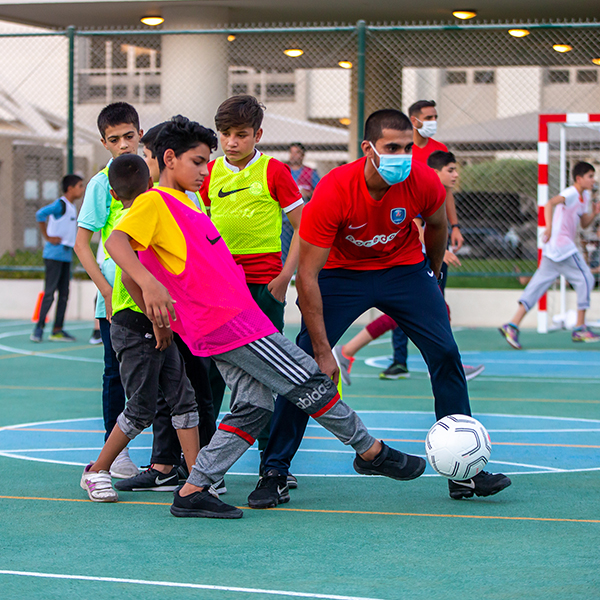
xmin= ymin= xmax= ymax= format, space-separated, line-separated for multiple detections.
xmin=370 ymin=142 xmax=412 ymax=185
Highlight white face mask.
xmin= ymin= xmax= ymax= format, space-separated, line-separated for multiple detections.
xmin=416 ymin=119 xmax=437 ymax=139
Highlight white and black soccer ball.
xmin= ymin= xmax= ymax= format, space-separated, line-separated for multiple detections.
xmin=425 ymin=414 xmax=491 ymax=480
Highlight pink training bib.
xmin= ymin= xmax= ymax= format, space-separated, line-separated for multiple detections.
xmin=138 ymin=189 xmax=277 ymax=356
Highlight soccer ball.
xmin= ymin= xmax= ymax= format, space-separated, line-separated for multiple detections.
xmin=425 ymin=414 xmax=491 ymax=480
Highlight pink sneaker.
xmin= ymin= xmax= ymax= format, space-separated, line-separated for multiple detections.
xmin=572 ymin=326 xmax=600 ymax=343
xmin=499 ymin=323 xmax=521 ymax=349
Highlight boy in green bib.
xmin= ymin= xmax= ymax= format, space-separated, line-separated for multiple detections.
xmin=199 ymin=95 xmax=304 ymax=486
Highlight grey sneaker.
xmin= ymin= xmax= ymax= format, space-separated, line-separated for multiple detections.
xmin=30 ymin=326 xmax=43 ymax=343
xmin=332 ymin=345 xmax=354 ymax=386
xmin=379 ymin=362 xmax=410 ymax=380
xmin=463 ymin=364 xmax=485 ymax=381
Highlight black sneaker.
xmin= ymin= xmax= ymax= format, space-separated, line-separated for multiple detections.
xmin=353 ymin=441 xmax=426 ymax=480
xmin=170 ymin=488 xmax=243 ymax=519
xmin=448 ymin=471 xmax=512 ymax=500
xmin=247 ymin=469 xmax=290 ymax=509
xmin=114 ymin=466 xmax=179 ymax=491
xmin=177 ymin=462 xmax=189 ymax=481
xmin=379 ymin=362 xmax=410 ymax=380
xmin=287 ymin=473 xmax=298 ymax=489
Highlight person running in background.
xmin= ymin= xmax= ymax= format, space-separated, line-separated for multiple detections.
xmin=500 ymin=161 xmax=600 ymax=348
xmin=74 ymin=101 xmax=142 ymax=479
xmin=333 ymin=151 xmax=484 ymax=383
xmin=30 ymin=174 xmax=84 ymax=343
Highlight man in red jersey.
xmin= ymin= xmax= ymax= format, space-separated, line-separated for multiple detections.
xmin=248 ymin=109 xmax=511 ymax=508
xmin=409 ymin=100 xmax=463 ymax=253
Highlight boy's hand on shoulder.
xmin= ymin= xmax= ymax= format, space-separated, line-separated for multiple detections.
xmin=267 ymin=273 xmax=289 ymax=303
xmin=143 ymin=279 xmax=176 ymax=329
xmin=46 ymin=236 xmax=62 ymax=245
xmin=153 ymin=322 xmax=173 ymax=351
xmin=593 ymin=201 xmax=600 ymax=215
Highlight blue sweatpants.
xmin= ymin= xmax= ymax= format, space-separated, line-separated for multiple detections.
xmin=262 ymin=260 xmax=470 ymax=475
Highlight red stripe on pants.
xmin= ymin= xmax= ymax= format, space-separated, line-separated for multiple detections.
xmin=218 ymin=423 xmax=255 ymax=445
xmin=311 ymin=392 xmax=340 ymax=418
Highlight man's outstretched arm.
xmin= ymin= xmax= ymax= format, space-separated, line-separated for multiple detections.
xmin=295 ymin=239 xmax=338 ymax=382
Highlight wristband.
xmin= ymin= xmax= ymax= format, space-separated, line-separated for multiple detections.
xmin=451 ymin=224 xmax=460 ymax=229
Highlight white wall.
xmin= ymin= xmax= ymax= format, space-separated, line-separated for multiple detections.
xmin=3 ymin=280 xmax=598 ymax=328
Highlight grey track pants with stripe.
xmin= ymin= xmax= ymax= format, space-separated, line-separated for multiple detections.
xmin=187 ymin=332 xmax=376 ymax=488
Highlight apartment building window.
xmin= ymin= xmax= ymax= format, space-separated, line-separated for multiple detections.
xmin=78 ymin=38 xmax=161 ymax=104
xmin=445 ymin=70 xmax=467 ymax=85
xmin=576 ymin=69 xmax=598 ymax=84
xmin=546 ymin=69 xmax=570 ymax=84
xmin=474 ymin=70 xmax=495 ymax=84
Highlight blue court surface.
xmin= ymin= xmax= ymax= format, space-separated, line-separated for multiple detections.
xmin=1 ymin=412 xmax=599 ymax=479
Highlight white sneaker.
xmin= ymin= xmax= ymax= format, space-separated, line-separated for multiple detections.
xmin=80 ymin=464 xmax=118 ymax=502
xmin=109 ymin=448 xmax=139 ymax=479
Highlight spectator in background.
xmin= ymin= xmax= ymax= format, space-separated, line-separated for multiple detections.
xmin=281 ymin=142 xmax=321 ymax=263
xmin=31 ymin=174 xmax=84 ymax=343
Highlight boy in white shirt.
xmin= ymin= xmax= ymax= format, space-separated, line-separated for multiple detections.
xmin=500 ymin=161 xmax=600 ymax=348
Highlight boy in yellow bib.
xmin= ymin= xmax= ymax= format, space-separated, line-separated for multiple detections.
xmin=199 ymin=95 xmax=303 ymax=487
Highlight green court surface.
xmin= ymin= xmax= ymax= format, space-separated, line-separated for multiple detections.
xmin=0 ymin=319 xmax=599 ymax=600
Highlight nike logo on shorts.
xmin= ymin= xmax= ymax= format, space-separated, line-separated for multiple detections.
xmin=218 ymin=186 xmax=250 ymax=198
xmin=427 ymin=270 xmax=435 ymax=278
xmin=207 ymin=235 xmax=221 ymax=246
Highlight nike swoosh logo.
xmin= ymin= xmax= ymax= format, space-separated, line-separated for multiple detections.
xmin=155 ymin=475 xmax=174 ymax=485
xmin=277 ymin=485 xmax=287 ymax=495
xmin=451 ymin=479 xmax=475 ymax=489
xmin=218 ymin=186 xmax=250 ymax=198
xmin=348 ymin=223 xmax=367 ymax=229
xmin=207 ymin=235 xmax=221 ymax=245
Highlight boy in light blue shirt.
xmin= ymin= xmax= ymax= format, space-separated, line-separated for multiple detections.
xmin=74 ymin=101 xmax=143 ymax=479
xmin=31 ymin=174 xmax=84 ymax=343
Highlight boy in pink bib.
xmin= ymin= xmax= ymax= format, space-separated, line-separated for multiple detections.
xmin=106 ymin=116 xmax=426 ymax=519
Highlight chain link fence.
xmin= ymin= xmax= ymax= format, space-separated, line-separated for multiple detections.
xmin=1 ymin=20 xmax=600 ymax=285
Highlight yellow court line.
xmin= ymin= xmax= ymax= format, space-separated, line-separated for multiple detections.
xmin=344 ymin=394 xmax=600 ymax=405
xmin=0 ymin=386 xmax=101 ymax=392
xmin=1 ymin=495 xmax=598 ymax=523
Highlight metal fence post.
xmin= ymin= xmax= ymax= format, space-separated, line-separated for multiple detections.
xmin=356 ymin=19 xmax=366 ymax=158
xmin=67 ymin=25 xmax=75 ymax=174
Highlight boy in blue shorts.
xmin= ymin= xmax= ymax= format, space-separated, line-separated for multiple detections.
xmin=105 ymin=117 xmax=426 ymax=518
xmin=31 ymin=174 xmax=84 ymax=343
xmin=74 ymin=101 xmax=142 ymax=479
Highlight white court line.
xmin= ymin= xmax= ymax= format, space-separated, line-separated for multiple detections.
xmin=306 ymin=425 xmax=600 ymax=433
xmin=0 ymin=570 xmax=386 ymax=600
xmin=348 ymin=373 xmax=600 ymax=384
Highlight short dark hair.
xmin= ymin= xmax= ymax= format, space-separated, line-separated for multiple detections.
xmin=108 ymin=154 xmax=150 ymax=201
xmin=363 ymin=109 xmax=412 ymax=143
xmin=290 ymin=142 xmax=306 ymax=153
xmin=140 ymin=122 xmax=169 ymax=158
xmin=408 ymin=100 xmax=437 ymax=118
xmin=97 ymin=102 xmax=140 ymax=138
xmin=61 ymin=174 xmax=83 ymax=193
xmin=427 ymin=150 xmax=456 ymax=171
xmin=214 ymin=95 xmax=264 ymax=133
xmin=572 ymin=161 xmax=595 ymax=181
xmin=154 ymin=115 xmax=218 ymax=172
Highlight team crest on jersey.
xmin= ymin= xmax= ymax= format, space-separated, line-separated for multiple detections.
xmin=390 ymin=208 xmax=406 ymax=225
